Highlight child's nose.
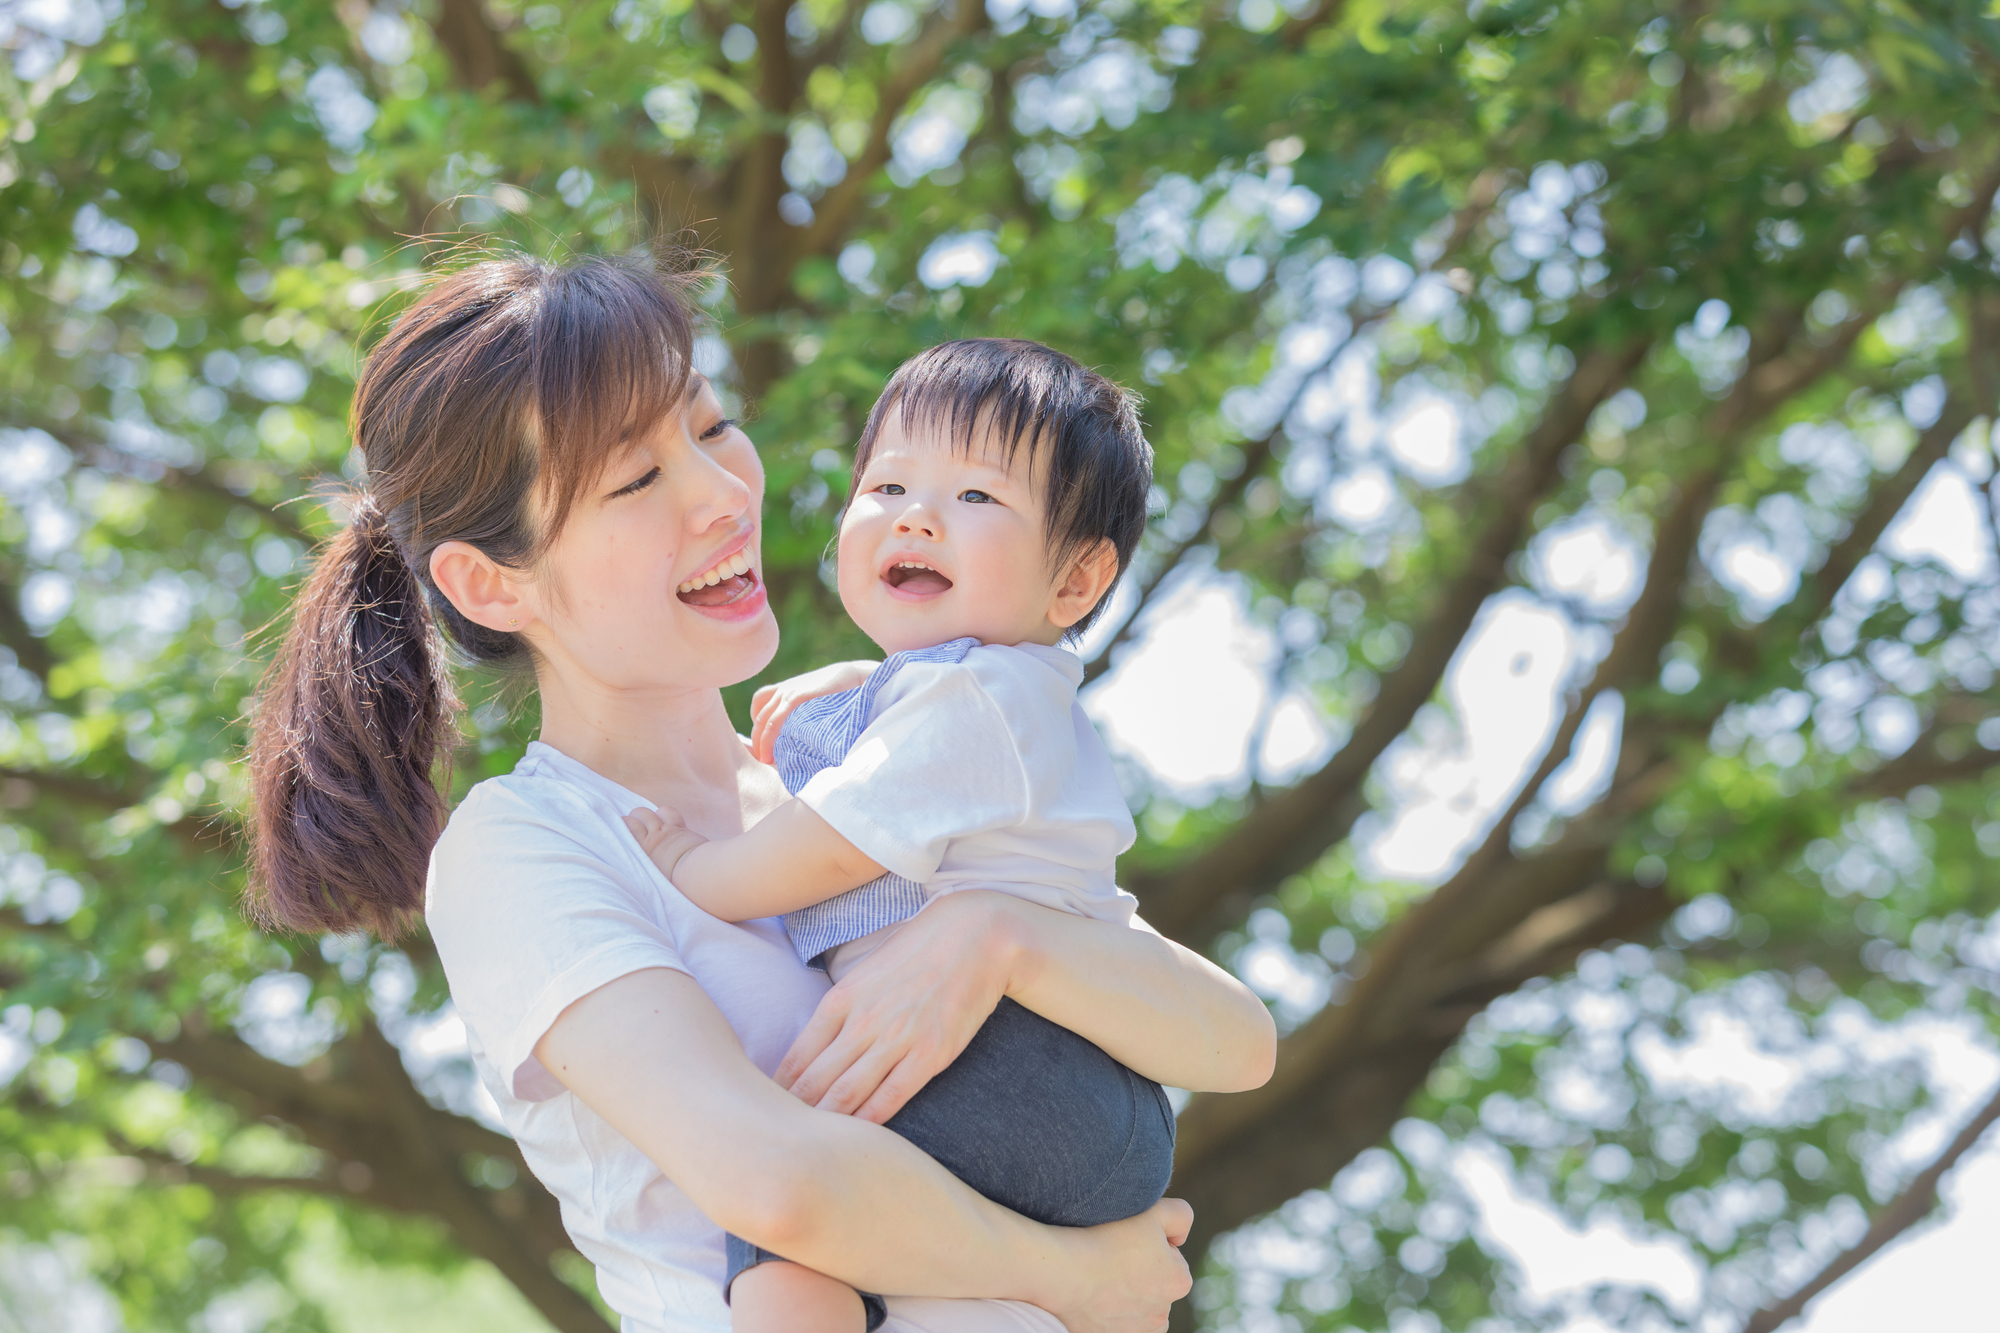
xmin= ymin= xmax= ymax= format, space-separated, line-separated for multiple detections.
xmin=894 ymin=507 xmax=941 ymax=539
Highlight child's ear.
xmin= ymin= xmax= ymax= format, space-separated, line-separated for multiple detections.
xmin=1048 ymin=539 xmax=1121 ymax=631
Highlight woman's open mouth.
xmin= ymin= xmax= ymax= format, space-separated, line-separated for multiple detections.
xmin=678 ymin=549 xmax=760 ymax=607
xmin=883 ymin=559 xmax=953 ymax=596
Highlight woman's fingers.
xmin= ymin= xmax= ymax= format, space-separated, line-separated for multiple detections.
xmin=811 ymin=1037 xmax=906 ymax=1116
xmin=782 ymin=987 xmax=945 ymax=1117
xmin=1054 ymin=1206 xmax=1194 ymax=1333
xmin=848 ymin=1050 xmax=932 ymax=1125
xmin=774 ymin=990 xmax=848 ymax=1091
xmin=783 ymin=1026 xmax=863 ymax=1106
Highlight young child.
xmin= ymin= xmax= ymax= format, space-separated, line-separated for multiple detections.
xmin=623 ymin=338 xmax=1171 ymax=1333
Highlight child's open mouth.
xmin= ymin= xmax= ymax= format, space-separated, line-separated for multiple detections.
xmin=678 ymin=549 xmax=760 ymax=606
xmin=884 ymin=560 xmax=953 ymax=595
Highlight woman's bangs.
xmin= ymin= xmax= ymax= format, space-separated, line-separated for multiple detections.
xmin=528 ymin=260 xmax=701 ymax=539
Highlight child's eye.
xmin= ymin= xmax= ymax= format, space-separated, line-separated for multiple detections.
xmin=698 ymin=417 xmax=739 ymax=442
xmin=959 ymin=489 xmax=996 ymax=504
xmin=875 ymin=483 xmax=905 ymax=495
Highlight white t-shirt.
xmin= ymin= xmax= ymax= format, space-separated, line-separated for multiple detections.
xmin=794 ymin=643 xmax=1138 ymax=978
xmin=426 ymin=741 xmax=1062 ymax=1333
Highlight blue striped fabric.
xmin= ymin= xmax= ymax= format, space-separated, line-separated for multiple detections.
xmin=774 ymin=637 xmax=981 ymax=969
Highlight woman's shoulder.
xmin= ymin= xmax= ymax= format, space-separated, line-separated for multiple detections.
xmin=428 ymin=746 xmax=653 ymax=914
xmin=439 ymin=754 xmax=622 ymax=854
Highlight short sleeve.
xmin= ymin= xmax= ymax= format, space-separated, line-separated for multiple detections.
xmin=794 ymin=662 xmax=1030 ymax=882
xmin=426 ymin=782 xmax=690 ymax=1102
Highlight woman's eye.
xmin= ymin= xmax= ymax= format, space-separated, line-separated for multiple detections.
xmin=699 ymin=417 xmax=739 ymax=442
xmin=959 ymin=489 xmax=995 ymax=504
xmin=608 ymin=467 xmax=661 ymax=499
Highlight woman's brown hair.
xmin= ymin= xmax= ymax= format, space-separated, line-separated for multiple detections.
xmin=245 ymin=250 xmax=702 ymax=938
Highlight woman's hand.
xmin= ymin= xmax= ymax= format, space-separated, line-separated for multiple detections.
xmin=778 ymin=886 xmax=1275 ymax=1120
xmin=1043 ymin=1200 xmax=1195 ymax=1333
xmin=775 ymin=891 xmax=1016 ymax=1123
xmin=749 ymin=659 xmax=879 ymax=764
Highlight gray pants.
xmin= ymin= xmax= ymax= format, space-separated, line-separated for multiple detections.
xmin=726 ymin=997 xmax=1178 ymax=1329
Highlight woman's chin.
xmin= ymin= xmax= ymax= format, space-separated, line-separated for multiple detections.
xmin=701 ymin=601 xmax=781 ymax=682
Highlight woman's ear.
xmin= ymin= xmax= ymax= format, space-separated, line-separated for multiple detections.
xmin=1048 ymin=539 xmax=1121 ymax=631
xmin=430 ymin=541 xmax=533 ymax=634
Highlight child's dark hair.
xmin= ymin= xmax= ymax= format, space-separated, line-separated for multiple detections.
xmin=245 ymin=250 xmax=703 ymax=938
xmin=851 ymin=338 xmax=1153 ymax=635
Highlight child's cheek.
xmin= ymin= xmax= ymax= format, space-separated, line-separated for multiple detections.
xmin=832 ymin=517 xmax=873 ymax=593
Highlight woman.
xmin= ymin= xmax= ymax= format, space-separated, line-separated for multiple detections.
xmin=245 ymin=250 xmax=1276 ymax=1333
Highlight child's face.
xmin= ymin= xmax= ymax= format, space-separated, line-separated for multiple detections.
xmin=836 ymin=414 xmax=1068 ymax=654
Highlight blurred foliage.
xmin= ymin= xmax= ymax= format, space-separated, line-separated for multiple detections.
xmin=3 ymin=0 xmax=2000 ymax=1330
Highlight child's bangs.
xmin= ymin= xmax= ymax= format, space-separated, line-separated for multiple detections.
xmin=526 ymin=258 xmax=703 ymax=540
xmin=887 ymin=344 xmax=1065 ymax=473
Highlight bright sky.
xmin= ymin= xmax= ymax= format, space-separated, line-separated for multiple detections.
xmin=1081 ymin=412 xmax=2000 ymax=1329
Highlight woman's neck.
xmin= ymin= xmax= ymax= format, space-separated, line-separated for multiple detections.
xmin=533 ymin=667 xmax=773 ymax=832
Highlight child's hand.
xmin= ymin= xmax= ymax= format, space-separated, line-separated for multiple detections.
xmin=749 ymin=660 xmax=879 ymax=764
xmin=623 ymin=805 xmax=709 ymax=881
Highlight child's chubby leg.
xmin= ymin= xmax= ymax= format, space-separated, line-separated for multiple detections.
xmin=730 ymin=1259 xmax=868 ymax=1333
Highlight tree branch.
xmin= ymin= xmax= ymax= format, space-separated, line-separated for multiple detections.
xmin=157 ymin=1020 xmax=606 ymax=1332
xmin=1083 ymin=311 xmax=1383 ymax=686
xmin=0 ymin=765 xmax=218 ymax=857
xmin=0 ymin=568 xmax=55 ymax=682
xmin=1084 ymin=195 xmax=1504 ymax=689
xmin=807 ymin=0 xmax=866 ymax=70
xmin=1279 ymin=0 xmax=1349 ymax=49
xmin=1163 ymin=288 xmax=1968 ymax=1251
xmin=430 ymin=0 xmax=539 ymax=102
xmin=1127 ymin=336 xmax=1650 ymax=944
xmin=1849 ymin=712 xmax=2000 ymax=798
xmin=92 ymin=443 xmax=317 ymax=544
xmin=1166 ymin=707 xmax=1994 ymax=1262
xmin=8 ymin=417 xmax=317 ymax=544
xmin=1806 ymin=395 xmax=1980 ymax=618
xmin=1741 ymin=1079 xmax=2000 ymax=1333
xmin=794 ymin=0 xmax=991 ymax=262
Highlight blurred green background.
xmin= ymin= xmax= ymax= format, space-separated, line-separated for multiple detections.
xmin=3 ymin=0 xmax=2000 ymax=1329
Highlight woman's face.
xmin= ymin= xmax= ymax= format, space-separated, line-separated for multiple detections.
xmin=522 ymin=375 xmax=779 ymax=695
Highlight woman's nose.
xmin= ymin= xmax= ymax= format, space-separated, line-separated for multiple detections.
xmin=683 ymin=450 xmax=754 ymax=529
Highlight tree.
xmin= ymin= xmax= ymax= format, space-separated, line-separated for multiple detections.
xmin=2 ymin=0 xmax=1997 ymax=1329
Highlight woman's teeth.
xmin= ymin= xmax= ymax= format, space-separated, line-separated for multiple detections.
xmin=677 ymin=550 xmax=752 ymax=594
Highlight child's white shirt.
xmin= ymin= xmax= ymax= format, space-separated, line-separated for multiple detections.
xmin=790 ymin=641 xmax=1138 ymax=978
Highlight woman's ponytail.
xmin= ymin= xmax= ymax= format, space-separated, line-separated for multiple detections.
xmin=246 ymin=495 xmax=459 ymax=938
xmin=240 ymin=251 xmax=704 ymax=939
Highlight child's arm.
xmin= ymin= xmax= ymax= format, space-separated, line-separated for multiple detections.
xmin=624 ymin=801 xmax=886 ymax=922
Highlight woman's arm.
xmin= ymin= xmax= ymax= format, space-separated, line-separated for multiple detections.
xmin=777 ymin=891 xmax=1277 ymax=1123
xmin=534 ymin=967 xmax=1192 ymax=1331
